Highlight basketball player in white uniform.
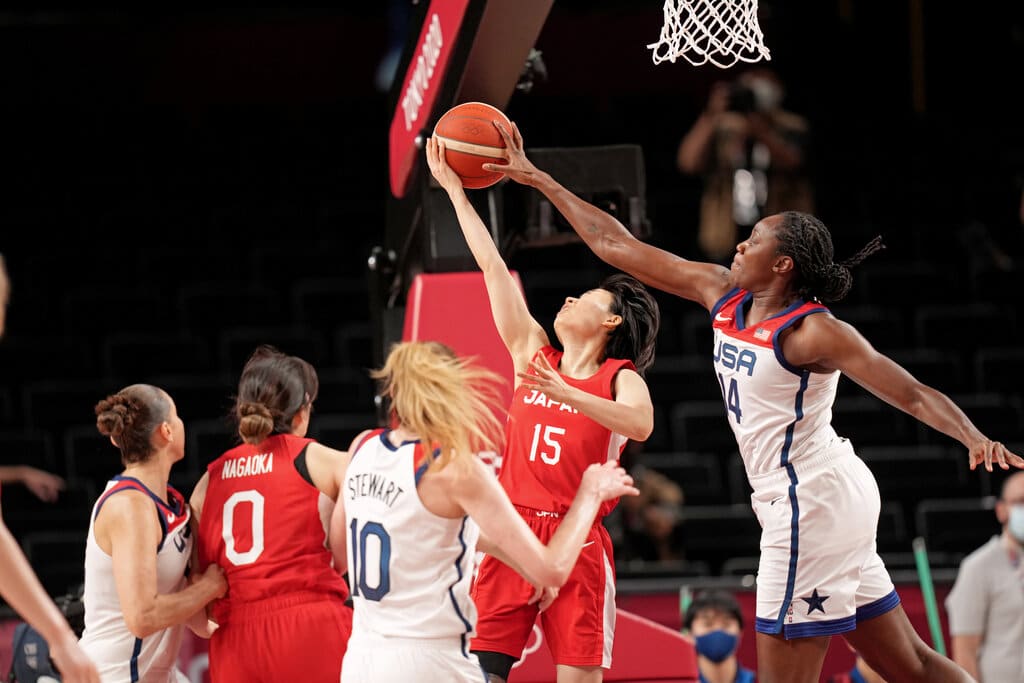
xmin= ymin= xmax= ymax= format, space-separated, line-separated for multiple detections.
xmin=79 ymin=384 xmax=226 ymax=683
xmin=329 ymin=341 xmax=638 ymax=683
xmin=485 ymin=124 xmax=1022 ymax=682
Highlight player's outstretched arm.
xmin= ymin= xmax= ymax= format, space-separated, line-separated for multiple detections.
xmin=425 ymin=137 xmax=548 ymax=367
xmin=458 ymin=458 xmax=638 ymax=587
xmin=482 ymin=120 xmax=732 ymax=311
xmin=786 ymin=314 xmax=1024 ymax=472
xmin=0 ymin=516 xmax=101 ymax=683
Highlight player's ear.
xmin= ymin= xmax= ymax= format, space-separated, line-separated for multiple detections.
xmin=603 ymin=314 xmax=623 ymax=331
xmin=772 ymin=255 xmax=794 ymax=274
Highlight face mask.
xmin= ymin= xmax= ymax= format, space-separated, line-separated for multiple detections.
xmin=695 ymin=629 xmax=738 ymax=663
xmin=1009 ymin=505 xmax=1024 ymax=543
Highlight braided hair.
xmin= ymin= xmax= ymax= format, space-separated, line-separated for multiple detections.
xmin=774 ymin=211 xmax=885 ymax=303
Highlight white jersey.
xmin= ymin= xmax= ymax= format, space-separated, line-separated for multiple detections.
xmin=79 ymin=476 xmax=192 ymax=683
xmin=343 ymin=429 xmax=479 ymax=649
xmin=711 ymin=288 xmax=853 ymax=481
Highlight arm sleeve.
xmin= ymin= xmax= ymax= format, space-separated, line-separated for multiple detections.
xmin=944 ymin=551 xmax=988 ymax=635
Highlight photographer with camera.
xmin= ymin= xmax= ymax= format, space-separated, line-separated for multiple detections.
xmin=677 ymin=68 xmax=814 ymax=263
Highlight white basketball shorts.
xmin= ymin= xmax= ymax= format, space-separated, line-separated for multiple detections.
xmin=749 ymin=440 xmax=900 ymax=639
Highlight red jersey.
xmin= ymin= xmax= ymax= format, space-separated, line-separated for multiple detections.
xmin=499 ymin=345 xmax=634 ymax=516
xmin=198 ymin=433 xmax=349 ymax=623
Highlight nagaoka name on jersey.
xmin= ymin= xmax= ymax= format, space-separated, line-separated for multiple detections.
xmin=222 ymin=453 xmax=274 ymax=479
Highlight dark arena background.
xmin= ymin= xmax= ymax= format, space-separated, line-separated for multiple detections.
xmin=0 ymin=3 xmax=1021 ymax=680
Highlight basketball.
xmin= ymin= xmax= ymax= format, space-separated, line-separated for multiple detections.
xmin=432 ymin=101 xmax=511 ymax=189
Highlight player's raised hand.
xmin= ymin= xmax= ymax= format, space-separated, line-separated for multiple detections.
xmin=516 ymin=352 xmax=574 ymax=405
xmin=581 ymin=460 xmax=639 ymax=502
xmin=968 ymin=439 xmax=1024 ymax=472
xmin=425 ymin=137 xmax=464 ymax=196
xmin=483 ymin=120 xmax=543 ymax=187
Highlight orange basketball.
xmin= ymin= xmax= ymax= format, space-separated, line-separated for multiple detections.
xmin=432 ymin=101 xmax=510 ymax=189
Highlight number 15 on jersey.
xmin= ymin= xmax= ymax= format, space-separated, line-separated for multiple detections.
xmin=528 ymin=424 xmax=566 ymax=465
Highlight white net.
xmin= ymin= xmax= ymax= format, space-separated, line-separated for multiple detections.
xmin=648 ymin=0 xmax=771 ymax=69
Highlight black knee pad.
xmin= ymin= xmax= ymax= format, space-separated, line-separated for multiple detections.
xmin=473 ymin=650 xmax=517 ymax=681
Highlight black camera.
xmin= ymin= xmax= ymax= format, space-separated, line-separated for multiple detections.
xmin=727 ymin=83 xmax=757 ymax=114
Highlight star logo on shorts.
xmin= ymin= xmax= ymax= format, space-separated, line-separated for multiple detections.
xmin=800 ymin=588 xmax=829 ymax=615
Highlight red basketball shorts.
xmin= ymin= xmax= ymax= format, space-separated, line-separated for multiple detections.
xmin=208 ymin=591 xmax=353 ymax=683
xmin=470 ymin=507 xmax=616 ymax=669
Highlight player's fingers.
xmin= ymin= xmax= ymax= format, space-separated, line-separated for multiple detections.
xmin=511 ymin=121 xmax=524 ymax=147
xmin=992 ymin=442 xmax=1009 ymax=470
xmin=984 ymin=442 xmax=994 ymax=472
xmin=492 ymin=119 xmax=513 ymax=144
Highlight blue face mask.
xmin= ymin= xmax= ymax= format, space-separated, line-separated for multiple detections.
xmin=1009 ymin=505 xmax=1024 ymax=543
xmin=695 ymin=629 xmax=738 ymax=663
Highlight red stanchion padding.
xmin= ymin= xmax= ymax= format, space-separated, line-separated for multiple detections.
xmin=511 ymin=608 xmax=699 ymax=682
xmin=402 ymin=271 xmax=522 ymax=411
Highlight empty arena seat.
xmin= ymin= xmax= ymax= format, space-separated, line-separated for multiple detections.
xmin=0 ymin=430 xmax=57 ymax=472
xmin=62 ymin=423 xmax=122 ymax=486
xmin=645 ymin=354 xmax=721 ymax=404
xmin=913 ymin=302 xmax=1012 ymax=357
xmin=314 ymin=367 xmax=377 ymax=414
xmin=858 ymin=445 xmax=972 ymax=515
xmin=831 ymin=395 xmax=915 ymax=447
xmin=21 ymin=531 xmax=88 ymax=597
xmin=3 ymin=479 xmax=96 ymax=540
xmin=185 ymin=417 xmax=239 ymax=470
xmin=918 ymin=393 xmax=1024 ymax=445
xmin=639 ymin=451 xmax=726 ymax=505
xmin=886 ymin=348 xmax=967 ymax=394
xmin=678 ymin=503 xmax=762 ymax=574
xmin=829 ymin=303 xmax=909 ymax=351
xmin=23 ymin=379 xmax=121 ymax=433
xmin=876 ymin=501 xmax=911 ymax=553
xmin=915 ymin=497 xmax=1000 ymax=555
xmin=148 ymin=373 xmax=237 ymax=423
xmin=332 ymin=321 xmax=374 ymax=369
xmin=309 ymin=412 xmax=378 ymax=450
xmin=101 ymin=331 xmax=214 ymax=379
xmin=289 ymin=276 xmax=369 ymax=328
xmin=974 ymin=346 xmax=1024 ymax=396
xmin=177 ymin=282 xmax=283 ymax=338
xmin=668 ymin=401 xmax=735 ymax=454
xmin=218 ymin=325 xmax=328 ymax=374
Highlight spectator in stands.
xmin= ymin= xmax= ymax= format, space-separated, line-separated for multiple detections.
xmin=0 ymin=253 xmax=101 ymax=683
xmin=677 ymin=67 xmax=814 ymax=263
xmin=683 ymin=590 xmax=756 ymax=683
xmin=945 ymin=471 xmax=1024 ymax=682
xmin=617 ymin=443 xmax=686 ymax=563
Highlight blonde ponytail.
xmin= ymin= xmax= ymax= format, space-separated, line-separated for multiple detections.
xmin=372 ymin=341 xmax=506 ymax=471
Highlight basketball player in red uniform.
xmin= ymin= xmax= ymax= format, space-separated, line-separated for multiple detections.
xmin=191 ymin=345 xmax=353 ymax=683
xmin=427 ymin=138 xmax=661 ymax=683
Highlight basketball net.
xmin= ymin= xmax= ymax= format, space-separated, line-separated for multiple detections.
xmin=648 ymin=0 xmax=771 ymax=68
